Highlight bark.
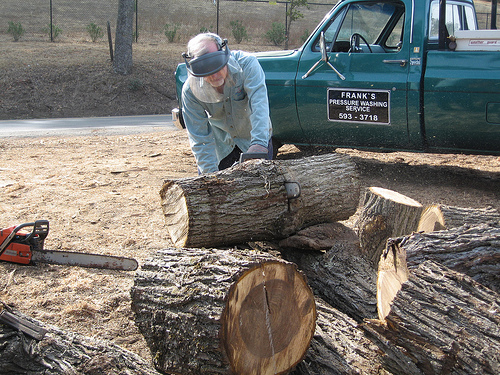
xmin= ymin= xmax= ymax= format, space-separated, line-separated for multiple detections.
xmin=291 ymin=298 xmax=393 ymax=375
xmin=0 ymin=308 xmax=160 ymax=375
xmin=160 ymin=154 xmax=360 ymax=248
xmin=356 ymin=187 xmax=423 ymax=268
xmin=131 ymin=247 xmax=316 ymax=375
xmin=278 ymin=222 xmax=358 ymax=251
xmin=418 ymin=204 xmax=500 ymax=232
xmin=365 ymin=260 xmax=500 ymax=375
xmin=404 ymin=223 xmax=500 ymax=293
xmin=113 ymin=0 xmax=134 ymax=75
xmin=279 ymin=223 xmax=378 ymax=322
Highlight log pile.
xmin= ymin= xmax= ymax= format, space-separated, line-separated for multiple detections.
xmin=365 ymin=259 xmax=500 ymax=374
xmin=129 ymin=153 xmax=500 ymax=374
xmin=2 ymin=153 xmax=499 ymax=374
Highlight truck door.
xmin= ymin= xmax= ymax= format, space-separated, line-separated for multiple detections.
xmin=423 ymin=0 xmax=500 ymax=153
xmin=296 ymin=0 xmax=410 ymax=149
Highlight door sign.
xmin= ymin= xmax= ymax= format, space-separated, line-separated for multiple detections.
xmin=328 ymin=88 xmax=391 ymax=124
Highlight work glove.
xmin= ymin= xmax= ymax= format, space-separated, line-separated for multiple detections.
xmin=247 ymin=144 xmax=268 ymax=154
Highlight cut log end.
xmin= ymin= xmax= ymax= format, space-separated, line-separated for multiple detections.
xmin=417 ymin=204 xmax=446 ymax=232
xmin=377 ymin=240 xmax=409 ymax=321
xmin=220 ymin=261 xmax=316 ymax=375
xmin=160 ymin=182 xmax=189 ymax=247
xmin=369 ymin=187 xmax=422 ymax=208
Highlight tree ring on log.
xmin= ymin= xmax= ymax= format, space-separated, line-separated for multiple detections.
xmin=220 ymin=261 xmax=316 ymax=375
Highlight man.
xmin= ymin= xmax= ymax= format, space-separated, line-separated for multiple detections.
xmin=181 ymin=33 xmax=273 ymax=174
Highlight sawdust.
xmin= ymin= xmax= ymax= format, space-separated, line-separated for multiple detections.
xmin=0 ymin=41 xmax=499 ymax=369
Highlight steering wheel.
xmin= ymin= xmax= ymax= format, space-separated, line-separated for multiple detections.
xmin=349 ymin=33 xmax=373 ymax=53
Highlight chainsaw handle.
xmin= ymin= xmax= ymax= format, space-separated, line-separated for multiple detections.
xmin=25 ymin=220 xmax=49 ymax=242
xmin=0 ymin=220 xmax=49 ymax=254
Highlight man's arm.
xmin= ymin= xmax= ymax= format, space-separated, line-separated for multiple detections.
xmin=240 ymin=55 xmax=272 ymax=149
xmin=181 ymin=87 xmax=219 ymax=174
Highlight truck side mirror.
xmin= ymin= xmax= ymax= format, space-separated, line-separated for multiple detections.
xmin=320 ymin=31 xmax=328 ymax=62
xmin=302 ymin=31 xmax=346 ymax=80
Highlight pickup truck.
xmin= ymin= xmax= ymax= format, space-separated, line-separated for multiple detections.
xmin=174 ymin=0 xmax=500 ymax=155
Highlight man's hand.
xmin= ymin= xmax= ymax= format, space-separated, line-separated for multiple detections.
xmin=247 ymin=144 xmax=268 ymax=154
xmin=239 ymin=144 xmax=269 ymax=163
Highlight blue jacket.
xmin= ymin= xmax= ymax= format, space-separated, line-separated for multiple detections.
xmin=181 ymin=50 xmax=272 ymax=174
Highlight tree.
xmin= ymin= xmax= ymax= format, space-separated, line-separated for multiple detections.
xmin=114 ymin=0 xmax=134 ymax=75
xmin=286 ymin=0 xmax=309 ymax=49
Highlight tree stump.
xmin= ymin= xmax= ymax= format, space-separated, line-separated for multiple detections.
xmin=356 ymin=187 xmax=423 ymax=267
xmin=418 ymin=204 xmax=500 ymax=232
xmin=131 ymin=247 xmax=316 ymax=375
xmin=279 ymin=223 xmax=378 ymax=322
xmin=365 ymin=260 xmax=500 ymax=375
xmin=160 ymin=153 xmax=359 ymax=248
xmin=0 ymin=308 xmax=160 ymax=375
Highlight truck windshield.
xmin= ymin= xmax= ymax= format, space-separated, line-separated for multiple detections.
xmin=316 ymin=1 xmax=405 ymax=53
xmin=429 ymin=0 xmax=477 ymax=40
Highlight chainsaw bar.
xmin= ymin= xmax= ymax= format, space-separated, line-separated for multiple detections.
xmin=32 ymin=249 xmax=138 ymax=271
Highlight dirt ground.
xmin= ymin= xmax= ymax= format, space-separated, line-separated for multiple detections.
xmin=0 ymin=41 xmax=499 ymax=369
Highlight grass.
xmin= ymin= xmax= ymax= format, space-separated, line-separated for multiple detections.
xmin=0 ymin=0 xmax=337 ymax=47
xmin=1 ymin=0 xmax=495 ymax=45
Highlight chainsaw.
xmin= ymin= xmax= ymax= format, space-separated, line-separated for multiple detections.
xmin=0 ymin=220 xmax=138 ymax=271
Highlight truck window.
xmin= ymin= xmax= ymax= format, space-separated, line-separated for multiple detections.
xmin=315 ymin=1 xmax=405 ymax=53
xmin=429 ymin=0 xmax=477 ymax=40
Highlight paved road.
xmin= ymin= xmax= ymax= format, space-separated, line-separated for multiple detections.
xmin=0 ymin=115 xmax=176 ymax=137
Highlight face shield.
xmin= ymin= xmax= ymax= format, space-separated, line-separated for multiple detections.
xmin=182 ymin=40 xmax=241 ymax=103
xmin=183 ymin=39 xmax=230 ymax=77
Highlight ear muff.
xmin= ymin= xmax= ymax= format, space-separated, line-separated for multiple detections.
xmin=183 ymin=37 xmax=230 ymax=77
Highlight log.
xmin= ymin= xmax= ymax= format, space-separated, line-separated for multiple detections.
xmin=0 ymin=308 xmax=160 ymax=374
xmin=365 ymin=260 xmax=500 ymax=375
xmin=356 ymin=187 xmax=423 ymax=267
xmin=377 ymin=223 xmax=500 ymax=320
xmin=160 ymin=153 xmax=360 ymax=248
xmin=131 ymin=247 xmax=316 ymax=375
xmin=404 ymin=223 xmax=500 ymax=293
xmin=279 ymin=223 xmax=378 ymax=322
xmin=418 ymin=204 xmax=500 ymax=232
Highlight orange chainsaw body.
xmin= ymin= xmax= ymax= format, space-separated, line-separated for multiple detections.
xmin=0 ymin=221 xmax=47 ymax=265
